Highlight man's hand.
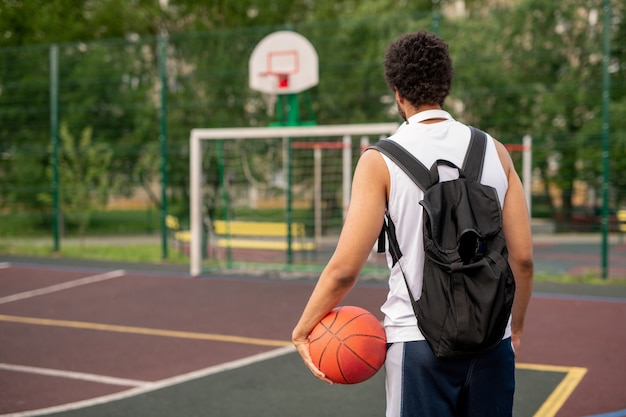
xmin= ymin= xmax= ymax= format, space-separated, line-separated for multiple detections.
xmin=292 ymin=334 xmax=334 ymax=385
xmin=511 ymin=331 xmax=521 ymax=355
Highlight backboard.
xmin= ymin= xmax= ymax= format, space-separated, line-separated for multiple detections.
xmin=249 ymin=31 xmax=319 ymax=95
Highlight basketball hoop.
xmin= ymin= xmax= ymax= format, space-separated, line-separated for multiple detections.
xmin=257 ymin=71 xmax=292 ymax=92
xmin=249 ymin=31 xmax=319 ymax=125
xmin=257 ymin=72 xmax=292 ymax=116
xmin=249 ymin=31 xmax=318 ymax=95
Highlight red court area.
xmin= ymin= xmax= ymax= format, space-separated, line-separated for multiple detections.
xmin=0 ymin=261 xmax=625 ymax=417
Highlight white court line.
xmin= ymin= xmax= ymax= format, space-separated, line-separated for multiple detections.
xmin=2 ymin=345 xmax=296 ymax=417
xmin=0 ymin=262 xmax=10 ymax=269
xmin=0 ymin=269 xmax=125 ymax=305
xmin=0 ymin=363 xmax=149 ymax=387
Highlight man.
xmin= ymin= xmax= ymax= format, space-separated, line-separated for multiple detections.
xmin=292 ymin=30 xmax=533 ymax=417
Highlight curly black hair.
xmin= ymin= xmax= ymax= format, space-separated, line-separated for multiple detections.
xmin=383 ymin=30 xmax=453 ymax=108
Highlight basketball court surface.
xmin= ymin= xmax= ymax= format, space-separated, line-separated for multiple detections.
xmin=0 ymin=249 xmax=625 ymax=417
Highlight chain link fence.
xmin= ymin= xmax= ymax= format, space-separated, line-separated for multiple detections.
xmin=0 ymin=10 xmax=624 ymax=269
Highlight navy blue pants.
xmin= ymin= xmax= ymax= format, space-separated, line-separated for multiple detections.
xmin=385 ymin=338 xmax=515 ymax=417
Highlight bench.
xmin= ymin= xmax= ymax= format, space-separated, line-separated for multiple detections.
xmin=165 ymin=214 xmax=192 ymax=251
xmin=212 ymin=220 xmax=316 ymax=251
xmin=166 ymin=216 xmax=317 ymax=254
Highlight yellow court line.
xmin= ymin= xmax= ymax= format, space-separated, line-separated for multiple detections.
xmin=0 ymin=312 xmax=587 ymax=416
xmin=0 ymin=314 xmax=291 ymax=348
xmin=517 ymin=363 xmax=588 ymax=417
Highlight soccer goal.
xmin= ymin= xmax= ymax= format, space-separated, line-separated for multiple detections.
xmin=189 ymin=124 xmax=399 ymax=276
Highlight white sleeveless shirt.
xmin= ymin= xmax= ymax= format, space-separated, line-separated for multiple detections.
xmin=379 ymin=110 xmax=510 ymax=343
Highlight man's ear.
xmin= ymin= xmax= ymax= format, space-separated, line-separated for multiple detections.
xmin=395 ymin=89 xmax=404 ymax=103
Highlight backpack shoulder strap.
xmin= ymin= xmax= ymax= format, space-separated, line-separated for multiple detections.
xmin=368 ymin=140 xmax=432 ymax=192
xmin=367 ymin=140 xmax=429 ymax=262
xmin=461 ymin=127 xmax=488 ymax=181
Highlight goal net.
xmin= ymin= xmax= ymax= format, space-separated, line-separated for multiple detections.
xmin=189 ymin=124 xmax=398 ymax=276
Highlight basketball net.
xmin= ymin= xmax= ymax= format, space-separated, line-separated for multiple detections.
xmin=259 ymin=72 xmax=290 ymax=117
xmin=261 ymin=92 xmax=277 ymax=116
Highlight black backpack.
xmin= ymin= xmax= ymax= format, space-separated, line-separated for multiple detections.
xmin=369 ymin=127 xmax=515 ymax=358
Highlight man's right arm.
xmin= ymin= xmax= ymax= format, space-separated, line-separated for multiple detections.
xmin=495 ymin=139 xmax=534 ymax=354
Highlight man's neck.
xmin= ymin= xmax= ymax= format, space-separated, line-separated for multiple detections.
xmin=405 ymin=105 xmax=446 ymax=124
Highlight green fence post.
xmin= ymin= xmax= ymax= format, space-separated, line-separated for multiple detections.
xmin=600 ymin=0 xmax=611 ymax=279
xmin=158 ymin=35 xmax=169 ymax=260
xmin=432 ymin=0 xmax=441 ymax=35
xmin=50 ymin=44 xmax=60 ymax=253
xmin=286 ymin=135 xmax=293 ymax=265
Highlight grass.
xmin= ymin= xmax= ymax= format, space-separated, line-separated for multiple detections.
xmin=0 ymin=239 xmax=190 ymax=265
xmin=534 ymin=272 xmax=626 ymax=285
xmin=0 ymin=209 xmax=160 ymax=238
xmin=2 ymin=238 xmax=625 ymax=284
xmin=1 ymin=209 xmax=624 ymax=283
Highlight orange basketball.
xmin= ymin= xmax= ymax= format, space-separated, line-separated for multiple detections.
xmin=309 ymin=305 xmax=387 ymax=384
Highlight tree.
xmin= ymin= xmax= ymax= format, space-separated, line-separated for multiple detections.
xmin=40 ymin=123 xmax=114 ymax=240
xmin=447 ymin=0 xmax=625 ymax=229
xmin=0 ymin=0 xmax=624 ymax=237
